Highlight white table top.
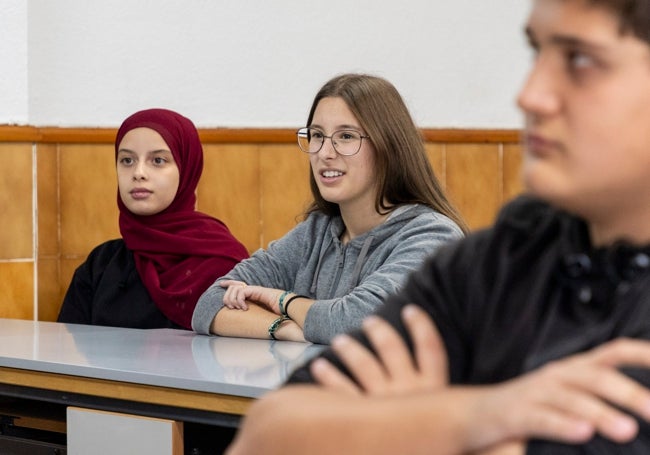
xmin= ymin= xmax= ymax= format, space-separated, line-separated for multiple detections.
xmin=0 ymin=318 xmax=323 ymax=398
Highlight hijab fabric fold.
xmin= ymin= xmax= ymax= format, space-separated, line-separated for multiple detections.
xmin=116 ymin=108 xmax=248 ymax=328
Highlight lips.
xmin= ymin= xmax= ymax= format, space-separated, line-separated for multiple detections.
xmin=321 ymin=169 xmax=344 ymax=178
xmin=524 ymin=133 xmax=560 ymax=157
xmin=317 ymin=169 xmax=345 ymax=185
xmin=130 ymin=188 xmax=152 ymax=200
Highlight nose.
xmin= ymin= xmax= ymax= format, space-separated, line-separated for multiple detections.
xmin=132 ymin=161 xmax=147 ymax=180
xmin=317 ymin=136 xmax=338 ymax=159
xmin=516 ymin=54 xmax=561 ymax=120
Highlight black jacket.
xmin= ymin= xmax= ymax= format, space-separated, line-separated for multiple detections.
xmin=58 ymin=239 xmax=182 ymax=329
xmin=290 ymin=196 xmax=650 ymax=453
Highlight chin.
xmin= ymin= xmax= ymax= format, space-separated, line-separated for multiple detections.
xmin=528 ymin=187 xmax=585 ymax=219
xmin=524 ymin=175 xmax=562 ymax=205
xmin=125 ymin=205 xmax=157 ymax=216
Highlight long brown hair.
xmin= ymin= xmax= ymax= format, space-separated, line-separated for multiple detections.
xmin=303 ymin=73 xmax=468 ymax=233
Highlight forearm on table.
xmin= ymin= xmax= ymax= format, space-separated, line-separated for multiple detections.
xmin=211 ymin=305 xmax=278 ymax=339
xmin=212 ymin=304 xmax=305 ymax=342
xmin=228 ymin=385 xmax=517 ymax=455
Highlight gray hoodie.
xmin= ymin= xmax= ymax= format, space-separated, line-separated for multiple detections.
xmin=191 ymin=204 xmax=463 ymax=344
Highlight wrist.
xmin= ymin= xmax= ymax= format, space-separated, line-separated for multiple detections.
xmin=283 ymin=294 xmax=307 ymax=319
xmin=268 ymin=316 xmax=290 ymax=340
xmin=277 ymin=290 xmax=292 ymax=316
xmin=455 ymin=386 xmax=513 ymax=452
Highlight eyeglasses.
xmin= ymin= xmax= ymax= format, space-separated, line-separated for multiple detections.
xmin=296 ymin=127 xmax=370 ymax=156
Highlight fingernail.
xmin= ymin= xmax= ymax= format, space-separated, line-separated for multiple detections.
xmin=362 ymin=315 xmax=380 ymax=329
xmin=403 ymin=305 xmax=417 ymax=318
xmin=613 ymin=416 xmax=637 ymax=439
xmin=331 ymin=334 xmax=350 ymax=348
xmin=642 ymin=398 xmax=650 ymax=419
xmin=311 ymin=358 xmax=327 ymax=372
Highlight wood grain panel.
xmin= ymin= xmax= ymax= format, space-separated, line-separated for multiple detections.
xmin=59 ymin=144 xmax=119 ymax=257
xmin=503 ymin=143 xmax=526 ymax=204
xmin=423 ymin=129 xmax=520 ymax=143
xmin=446 ymin=143 xmax=502 ymax=230
xmin=259 ymin=145 xmax=311 ymax=247
xmin=0 ymin=126 xmax=521 ymax=145
xmin=37 ymin=144 xmax=59 ymax=256
xmin=0 ymin=367 xmax=252 ymax=415
xmin=0 ymin=126 xmax=41 ymax=142
xmin=38 ymin=258 xmax=61 ymax=321
xmin=199 ymin=144 xmax=260 ymax=253
xmin=0 ymin=143 xmax=33 ymax=259
xmin=0 ymin=262 xmax=34 ymax=319
xmin=424 ymin=143 xmax=446 ymax=190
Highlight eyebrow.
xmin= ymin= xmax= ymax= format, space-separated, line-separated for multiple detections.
xmin=524 ymin=26 xmax=609 ymax=53
xmin=117 ymin=148 xmax=172 ymax=155
xmin=309 ymin=123 xmax=363 ymax=131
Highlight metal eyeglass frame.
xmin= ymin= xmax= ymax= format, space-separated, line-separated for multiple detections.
xmin=296 ymin=127 xmax=370 ymax=156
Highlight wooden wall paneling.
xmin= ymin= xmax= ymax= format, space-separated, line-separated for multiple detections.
xmin=38 ymin=259 xmax=61 ymax=321
xmin=259 ymin=145 xmax=311 ymax=248
xmin=424 ymin=143 xmax=446 ymax=190
xmin=37 ymin=143 xmax=62 ymax=321
xmin=0 ymin=262 xmax=34 ymax=319
xmin=445 ymin=143 xmax=502 ymax=231
xmin=199 ymin=144 xmax=261 ymax=254
xmin=0 ymin=143 xmax=33 ymax=259
xmin=503 ymin=143 xmax=526 ymax=204
xmin=57 ymin=144 xmax=119 ymax=316
xmin=37 ymin=144 xmax=59 ymax=256
xmin=59 ymin=144 xmax=120 ymax=258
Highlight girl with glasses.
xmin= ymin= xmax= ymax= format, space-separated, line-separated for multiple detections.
xmin=192 ymin=73 xmax=466 ymax=344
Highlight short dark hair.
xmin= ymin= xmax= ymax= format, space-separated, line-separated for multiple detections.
xmin=590 ymin=0 xmax=650 ymax=43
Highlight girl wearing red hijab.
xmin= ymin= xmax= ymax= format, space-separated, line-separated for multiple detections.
xmin=58 ymin=108 xmax=249 ymax=329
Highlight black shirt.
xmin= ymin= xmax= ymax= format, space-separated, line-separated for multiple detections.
xmin=58 ymin=239 xmax=182 ymax=329
xmin=290 ymin=196 xmax=650 ymax=453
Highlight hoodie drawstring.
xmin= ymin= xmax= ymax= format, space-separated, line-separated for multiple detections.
xmin=348 ymin=235 xmax=374 ymax=292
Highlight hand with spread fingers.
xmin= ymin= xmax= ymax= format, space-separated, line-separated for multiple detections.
xmin=310 ymin=304 xmax=650 ymax=453
xmin=311 ymin=304 xmax=447 ymax=396
xmin=468 ymin=338 xmax=650 ymax=448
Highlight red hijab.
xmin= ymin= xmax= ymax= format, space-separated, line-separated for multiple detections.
xmin=116 ymin=108 xmax=249 ymax=328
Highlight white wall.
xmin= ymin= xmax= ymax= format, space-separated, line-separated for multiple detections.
xmin=9 ymin=1 xmax=530 ymax=128
xmin=1 ymin=0 xmax=28 ymax=124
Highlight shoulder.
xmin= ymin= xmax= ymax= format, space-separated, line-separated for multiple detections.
xmin=496 ymin=195 xmax=556 ymax=225
xmin=418 ymin=196 xmax=565 ymax=259
xmin=69 ymin=239 xmax=134 ymax=287
xmin=83 ymin=239 xmax=132 ymax=268
xmin=302 ymin=210 xmax=335 ymax=226
xmin=290 ymin=211 xmax=340 ymax=237
xmin=263 ymin=212 xmax=339 ymax=255
xmin=438 ymin=195 xmax=572 ymax=269
xmin=388 ymin=204 xmax=464 ymax=239
xmin=87 ymin=238 xmax=128 ymax=257
xmin=492 ymin=195 xmax=569 ymax=242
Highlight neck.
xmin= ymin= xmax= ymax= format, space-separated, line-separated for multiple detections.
xmin=340 ymin=202 xmax=391 ymax=242
xmin=587 ymin=205 xmax=650 ymax=247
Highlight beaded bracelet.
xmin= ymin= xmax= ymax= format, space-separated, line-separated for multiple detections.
xmin=282 ymin=294 xmax=308 ymax=319
xmin=277 ymin=290 xmax=292 ymax=316
xmin=268 ymin=316 xmax=288 ymax=340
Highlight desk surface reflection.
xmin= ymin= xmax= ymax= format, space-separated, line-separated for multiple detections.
xmin=0 ymin=318 xmax=324 ymax=398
